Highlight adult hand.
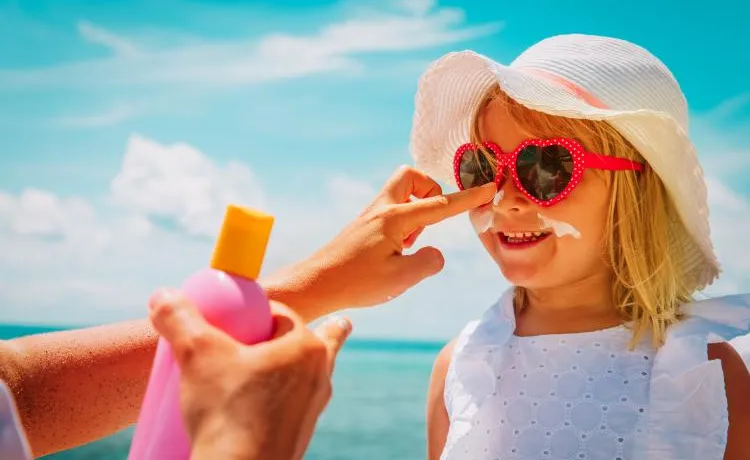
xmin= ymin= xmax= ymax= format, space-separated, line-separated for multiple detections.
xmin=263 ymin=166 xmax=496 ymax=321
xmin=148 ymin=289 xmax=352 ymax=460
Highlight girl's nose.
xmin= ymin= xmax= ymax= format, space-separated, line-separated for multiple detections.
xmin=493 ymin=169 xmax=532 ymax=214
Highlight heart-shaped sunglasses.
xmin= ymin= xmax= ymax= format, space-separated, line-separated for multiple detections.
xmin=453 ymin=138 xmax=644 ymax=206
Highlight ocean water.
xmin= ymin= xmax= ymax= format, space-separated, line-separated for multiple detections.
xmin=0 ymin=325 xmax=442 ymax=460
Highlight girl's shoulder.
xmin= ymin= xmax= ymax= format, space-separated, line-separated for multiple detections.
xmin=431 ymin=338 xmax=457 ymax=381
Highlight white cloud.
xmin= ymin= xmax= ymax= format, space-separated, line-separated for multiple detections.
xmin=684 ymin=99 xmax=750 ymax=362
xmin=702 ymin=177 xmax=750 ymax=296
xmin=326 ymin=175 xmax=378 ymax=215
xmin=110 ymin=134 xmax=265 ymax=237
xmin=56 ymin=104 xmax=141 ymax=128
xmin=396 ymin=0 xmax=436 ymax=16
xmin=691 ymin=93 xmax=750 ymax=179
xmin=0 ymin=189 xmax=96 ymax=238
xmin=0 ymin=2 xmax=501 ymax=89
xmin=77 ymin=20 xmax=139 ymax=56
xmin=0 ymin=135 xmax=264 ymax=324
xmin=702 ymin=92 xmax=750 ymax=121
xmin=256 ymin=6 xmax=500 ymax=58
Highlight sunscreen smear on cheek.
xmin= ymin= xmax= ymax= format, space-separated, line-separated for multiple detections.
xmin=537 ymin=213 xmax=582 ymax=239
xmin=493 ymin=190 xmax=505 ymax=206
xmin=470 ymin=208 xmax=495 ymax=234
xmin=467 ymin=190 xmax=504 ymax=235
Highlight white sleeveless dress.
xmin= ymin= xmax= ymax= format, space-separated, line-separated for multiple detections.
xmin=441 ymin=289 xmax=750 ymax=460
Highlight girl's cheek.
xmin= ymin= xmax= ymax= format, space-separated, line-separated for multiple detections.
xmin=469 ymin=205 xmax=495 ymax=235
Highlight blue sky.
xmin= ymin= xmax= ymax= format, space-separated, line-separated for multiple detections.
xmin=1 ymin=0 xmax=748 ymax=339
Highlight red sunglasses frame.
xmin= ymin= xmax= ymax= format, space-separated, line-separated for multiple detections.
xmin=453 ymin=137 xmax=644 ymax=207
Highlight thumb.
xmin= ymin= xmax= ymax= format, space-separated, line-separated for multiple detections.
xmin=314 ymin=315 xmax=353 ymax=375
xmin=148 ymin=288 xmax=234 ymax=370
xmin=397 ymin=246 xmax=445 ymax=284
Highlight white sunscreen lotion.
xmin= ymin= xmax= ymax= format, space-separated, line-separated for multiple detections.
xmin=537 ymin=213 xmax=582 ymax=239
xmin=470 ymin=208 xmax=495 ymax=234
xmin=493 ymin=189 xmax=505 ymax=206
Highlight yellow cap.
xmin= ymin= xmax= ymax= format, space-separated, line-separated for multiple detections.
xmin=210 ymin=205 xmax=274 ymax=280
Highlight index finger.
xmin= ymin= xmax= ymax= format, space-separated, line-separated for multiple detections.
xmin=397 ymin=182 xmax=496 ymax=229
xmin=379 ymin=166 xmax=443 ymax=204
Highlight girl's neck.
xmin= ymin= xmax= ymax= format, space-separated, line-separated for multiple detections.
xmin=514 ymin=272 xmax=624 ymax=336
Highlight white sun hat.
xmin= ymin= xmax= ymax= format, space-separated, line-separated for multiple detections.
xmin=410 ymin=33 xmax=720 ymax=291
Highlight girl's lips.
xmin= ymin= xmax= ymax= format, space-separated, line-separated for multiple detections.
xmin=497 ymin=231 xmax=551 ymax=249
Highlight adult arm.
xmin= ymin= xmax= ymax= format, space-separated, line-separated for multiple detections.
xmin=707 ymin=342 xmax=750 ymax=460
xmin=0 ymin=320 xmax=157 ymax=457
xmin=0 ymin=275 xmax=342 ymax=458
xmin=0 ymin=167 xmax=495 ymax=457
xmin=426 ymin=340 xmax=455 ymax=460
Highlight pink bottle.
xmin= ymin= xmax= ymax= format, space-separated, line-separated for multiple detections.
xmin=128 ymin=205 xmax=275 ymax=460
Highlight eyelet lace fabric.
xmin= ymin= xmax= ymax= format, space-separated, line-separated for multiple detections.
xmin=441 ymin=289 xmax=750 ymax=460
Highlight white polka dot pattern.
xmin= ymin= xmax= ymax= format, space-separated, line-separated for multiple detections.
xmin=444 ymin=329 xmax=653 ymax=460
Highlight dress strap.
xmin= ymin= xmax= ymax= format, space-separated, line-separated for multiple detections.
xmin=638 ymin=293 xmax=750 ymax=459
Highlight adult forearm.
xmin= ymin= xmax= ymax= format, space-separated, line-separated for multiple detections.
xmin=261 ymin=261 xmax=339 ymax=323
xmin=0 ymin=273 xmax=332 ymax=457
xmin=2 ymin=319 xmax=158 ymax=457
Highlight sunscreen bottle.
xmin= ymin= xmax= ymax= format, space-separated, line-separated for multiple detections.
xmin=128 ymin=205 xmax=274 ymax=460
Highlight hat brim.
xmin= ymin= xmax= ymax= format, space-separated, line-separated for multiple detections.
xmin=409 ymin=50 xmax=720 ymax=290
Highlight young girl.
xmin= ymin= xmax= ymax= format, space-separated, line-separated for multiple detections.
xmin=411 ymin=34 xmax=750 ymax=459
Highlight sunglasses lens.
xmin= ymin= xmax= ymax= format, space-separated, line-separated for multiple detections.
xmin=516 ymin=144 xmax=573 ymax=201
xmin=458 ymin=148 xmax=495 ymax=189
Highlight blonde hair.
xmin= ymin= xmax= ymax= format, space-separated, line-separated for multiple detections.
xmin=471 ymin=86 xmax=695 ymax=348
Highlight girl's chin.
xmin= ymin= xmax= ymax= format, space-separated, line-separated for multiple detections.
xmin=493 ymin=255 xmax=543 ymax=281
xmin=497 ymin=268 xmax=545 ymax=287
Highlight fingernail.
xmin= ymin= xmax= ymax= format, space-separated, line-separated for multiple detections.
xmin=148 ymin=288 xmax=178 ymax=311
xmin=328 ymin=314 xmax=352 ymax=335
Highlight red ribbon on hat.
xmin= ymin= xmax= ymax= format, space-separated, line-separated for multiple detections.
xmin=524 ymin=68 xmax=608 ymax=109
